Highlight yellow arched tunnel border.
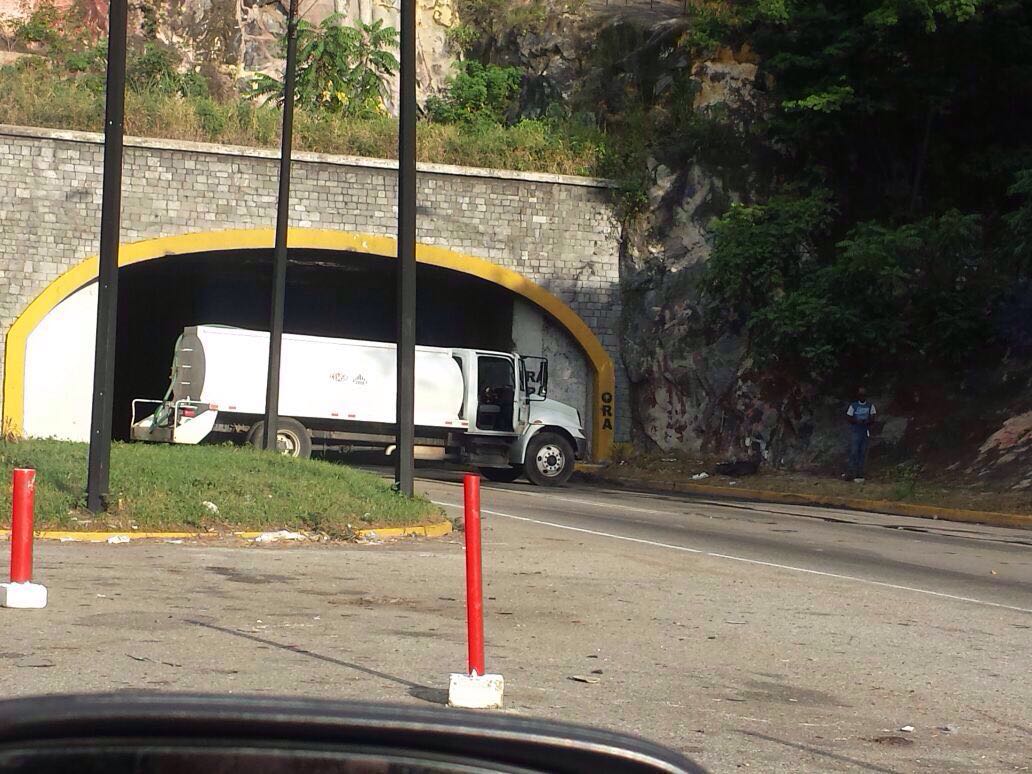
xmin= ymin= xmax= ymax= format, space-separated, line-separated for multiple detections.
xmin=2 ymin=228 xmax=615 ymax=461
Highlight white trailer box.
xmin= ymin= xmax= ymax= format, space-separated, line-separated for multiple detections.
xmin=132 ymin=325 xmax=587 ymax=486
xmin=174 ymin=326 xmax=467 ymax=429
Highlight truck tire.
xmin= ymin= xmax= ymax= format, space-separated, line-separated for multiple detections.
xmin=479 ymin=466 xmax=524 ymax=483
xmin=524 ymin=432 xmax=575 ymax=486
xmin=246 ymin=418 xmax=312 ymax=459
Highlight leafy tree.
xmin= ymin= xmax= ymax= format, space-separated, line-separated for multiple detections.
xmin=250 ymin=15 xmax=399 ymax=119
xmin=1004 ymin=170 xmax=1032 ymax=276
xmin=425 ymin=61 xmax=521 ymax=125
xmin=691 ymin=0 xmax=1032 ymax=393
xmin=706 ymin=197 xmax=991 ymax=384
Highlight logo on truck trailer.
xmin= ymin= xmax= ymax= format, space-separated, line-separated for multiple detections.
xmin=330 ymin=372 xmax=367 ymax=386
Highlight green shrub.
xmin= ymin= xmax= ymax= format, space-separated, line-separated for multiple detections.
xmin=194 ymin=97 xmax=227 ymax=138
xmin=250 ymin=15 xmax=398 ymax=118
xmin=425 ymin=61 xmax=521 ymax=125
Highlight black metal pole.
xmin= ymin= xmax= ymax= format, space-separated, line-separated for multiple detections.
xmin=262 ymin=0 xmax=301 ymax=452
xmin=395 ymin=0 xmax=417 ymax=495
xmin=86 ymin=0 xmax=128 ymax=513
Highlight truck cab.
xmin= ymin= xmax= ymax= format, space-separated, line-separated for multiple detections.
xmin=454 ymin=349 xmax=585 ymax=485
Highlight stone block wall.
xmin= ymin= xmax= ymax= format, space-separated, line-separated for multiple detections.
xmin=0 ymin=124 xmax=627 ymax=441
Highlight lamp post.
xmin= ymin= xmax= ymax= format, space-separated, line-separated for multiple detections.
xmin=262 ymin=0 xmax=302 ymax=453
xmin=394 ymin=0 xmax=417 ymax=496
xmin=85 ymin=0 xmax=128 ymax=513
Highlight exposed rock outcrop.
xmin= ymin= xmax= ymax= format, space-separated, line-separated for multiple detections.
xmin=3 ymin=0 xmax=459 ymax=108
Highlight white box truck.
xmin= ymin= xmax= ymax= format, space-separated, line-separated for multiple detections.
xmin=130 ymin=325 xmax=586 ymax=485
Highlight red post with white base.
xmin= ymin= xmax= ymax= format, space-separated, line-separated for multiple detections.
xmin=448 ymin=474 xmax=504 ymax=709
xmin=1 ymin=469 xmax=48 ymax=609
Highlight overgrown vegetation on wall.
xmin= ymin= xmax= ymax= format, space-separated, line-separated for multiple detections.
xmin=0 ymin=1 xmax=605 ymax=175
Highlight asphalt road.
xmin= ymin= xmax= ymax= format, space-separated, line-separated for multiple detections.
xmin=1 ymin=470 xmax=1029 ymax=773
xmin=421 ymin=473 xmax=1032 ymax=616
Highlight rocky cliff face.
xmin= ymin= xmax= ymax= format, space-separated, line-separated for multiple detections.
xmin=619 ymin=45 xmax=778 ymax=459
xmin=3 ymin=0 xmax=458 ymax=106
xmin=160 ymin=0 xmax=459 ymax=105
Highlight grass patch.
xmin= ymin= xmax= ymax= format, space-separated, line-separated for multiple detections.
xmin=0 ymin=439 xmax=442 ymax=535
xmin=0 ymin=61 xmax=605 ymax=176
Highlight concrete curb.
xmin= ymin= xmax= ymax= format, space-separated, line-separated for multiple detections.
xmin=0 ymin=521 xmax=454 ymax=542
xmin=583 ymin=474 xmax=1032 ymax=531
xmin=355 ymin=521 xmax=453 ymax=539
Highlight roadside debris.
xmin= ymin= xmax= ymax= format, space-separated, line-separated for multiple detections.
xmin=899 ymin=725 xmax=915 ymax=733
xmin=106 ymin=535 xmax=130 ymax=544
xmin=254 ymin=530 xmax=306 ymax=544
xmin=871 ymin=736 xmax=913 ymax=747
xmin=692 ymin=473 xmax=709 ymax=480
xmin=568 ymin=675 xmax=601 ymax=684
xmin=937 ymin=724 xmax=958 ymax=734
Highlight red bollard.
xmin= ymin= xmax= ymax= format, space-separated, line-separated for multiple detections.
xmin=1 ymin=468 xmax=46 ymax=609
xmin=463 ymin=473 xmax=486 ymax=677
xmin=10 ymin=468 xmax=36 ymax=584
xmin=447 ymin=474 xmax=501 ymax=708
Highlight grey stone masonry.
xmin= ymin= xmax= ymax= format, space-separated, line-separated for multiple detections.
xmin=0 ymin=124 xmax=628 ymax=441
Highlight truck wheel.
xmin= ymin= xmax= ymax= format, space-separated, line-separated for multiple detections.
xmin=246 ymin=418 xmax=312 ymax=459
xmin=479 ymin=466 xmax=523 ymax=483
xmin=525 ymin=432 xmax=575 ymax=486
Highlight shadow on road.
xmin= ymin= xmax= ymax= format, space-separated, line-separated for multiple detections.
xmin=739 ymin=730 xmax=902 ymax=774
xmin=186 ymin=619 xmax=447 ymax=705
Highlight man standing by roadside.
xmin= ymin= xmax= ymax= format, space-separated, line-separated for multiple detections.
xmin=844 ymin=387 xmax=876 ymax=482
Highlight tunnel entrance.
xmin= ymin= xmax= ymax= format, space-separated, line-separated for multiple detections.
xmin=112 ymin=248 xmax=516 ymax=441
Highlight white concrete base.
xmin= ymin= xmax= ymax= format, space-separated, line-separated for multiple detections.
xmin=0 ymin=582 xmax=48 ymax=609
xmin=448 ymin=672 xmax=505 ymax=709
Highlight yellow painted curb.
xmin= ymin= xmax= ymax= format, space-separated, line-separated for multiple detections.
xmin=0 ymin=521 xmax=454 ymax=542
xmin=355 ymin=521 xmax=453 ymax=539
xmin=588 ymin=475 xmax=1032 ymax=531
xmin=0 ymin=530 xmax=220 ymax=542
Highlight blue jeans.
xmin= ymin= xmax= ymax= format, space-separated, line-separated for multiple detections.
xmin=848 ymin=430 xmax=869 ymax=478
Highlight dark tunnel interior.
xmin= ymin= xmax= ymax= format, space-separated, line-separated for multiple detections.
xmin=113 ymin=248 xmax=516 ymax=440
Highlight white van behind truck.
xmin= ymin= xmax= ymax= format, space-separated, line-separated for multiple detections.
xmin=130 ymin=325 xmax=586 ymax=485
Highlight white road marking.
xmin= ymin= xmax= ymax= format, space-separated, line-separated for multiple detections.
xmin=432 ymin=500 xmax=1032 ymax=615
xmin=510 ymin=488 xmax=693 ymax=517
